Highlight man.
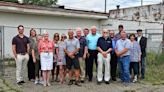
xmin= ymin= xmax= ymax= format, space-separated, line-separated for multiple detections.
xmin=83 ymin=28 xmax=89 ymax=37
xmin=115 ymin=31 xmax=131 ymax=85
xmin=12 ymin=25 xmax=30 ymax=85
xmin=115 ymin=24 xmax=124 ymax=41
xmin=86 ymin=26 xmax=100 ymax=81
xmin=136 ymin=29 xmax=147 ymax=79
xmin=83 ymin=28 xmax=89 ymax=78
xmin=64 ymin=30 xmax=81 ymax=86
xmin=75 ymin=28 xmax=87 ymax=83
xmin=97 ymin=29 xmax=112 ymax=85
xmin=109 ymin=30 xmax=117 ymax=81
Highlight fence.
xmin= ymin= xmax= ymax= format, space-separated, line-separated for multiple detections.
xmin=0 ymin=26 xmax=163 ymax=59
xmin=0 ymin=27 xmax=4 ymax=77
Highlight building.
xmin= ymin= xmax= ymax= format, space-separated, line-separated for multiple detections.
xmin=0 ymin=1 xmax=163 ymax=58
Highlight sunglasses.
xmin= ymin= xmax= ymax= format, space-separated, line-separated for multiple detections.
xmin=103 ymin=32 xmax=108 ymax=33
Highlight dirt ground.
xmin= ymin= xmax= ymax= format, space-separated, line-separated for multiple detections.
xmin=1 ymin=66 xmax=164 ymax=92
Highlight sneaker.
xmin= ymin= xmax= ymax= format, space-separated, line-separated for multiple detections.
xmin=43 ymin=82 xmax=47 ymax=87
xmin=97 ymin=81 xmax=101 ymax=85
xmin=133 ymin=75 xmax=138 ymax=83
xmin=47 ymin=82 xmax=51 ymax=86
xmin=68 ymin=80 xmax=73 ymax=85
xmin=75 ymin=81 xmax=81 ymax=87
xmin=39 ymin=80 xmax=44 ymax=85
xmin=123 ymin=82 xmax=130 ymax=87
xmin=34 ymin=80 xmax=39 ymax=84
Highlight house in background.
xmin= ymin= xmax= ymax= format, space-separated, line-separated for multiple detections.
xmin=0 ymin=1 xmax=163 ymax=58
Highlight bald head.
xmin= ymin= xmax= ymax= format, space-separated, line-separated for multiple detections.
xmin=68 ymin=29 xmax=74 ymax=39
xmin=109 ymin=30 xmax=115 ymax=38
xmin=102 ymin=29 xmax=109 ymax=38
xmin=76 ymin=27 xmax=82 ymax=37
xmin=91 ymin=26 xmax=97 ymax=35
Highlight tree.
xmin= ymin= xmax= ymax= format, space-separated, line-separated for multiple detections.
xmin=24 ymin=0 xmax=58 ymax=7
xmin=1 ymin=0 xmax=58 ymax=7
xmin=1 ymin=0 xmax=18 ymax=3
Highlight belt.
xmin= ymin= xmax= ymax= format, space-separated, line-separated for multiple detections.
xmin=42 ymin=51 xmax=49 ymax=53
xmin=17 ymin=53 xmax=26 ymax=55
xmin=121 ymin=55 xmax=129 ymax=58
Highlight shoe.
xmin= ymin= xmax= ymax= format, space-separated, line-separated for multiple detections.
xmin=133 ymin=75 xmax=137 ymax=83
xmin=43 ymin=81 xmax=47 ymax=87
xmin=112 ymin=78 xmax=117 ymax=81
xmin=88 ymin=79 xmax=92 ymax=82
xmin=105 ymin=81 xmax=110 ymax=84
xmin=17 ymin=82 xmax=22 ymax=85
xmin=20 ymin=81 xmax=25 ymax=83
xmin=34 ymin=80 xmax=39 ymax=84
xmin=75 ymin=81 xmax=81 ymax=87
xmin=39 ymin=80 xmax=44 ymax=85
xmin=68 ymin=80 xmax=73 ymax=85
xmin=81 ymin=80 xmax=85 ymax=83
xmin=123 ymin=82 xmax=130 ymax=87
xmin=97 ymin=81 xmax=101 ymax=85
xmin=47 ymin=82 xmax=51 ymax=86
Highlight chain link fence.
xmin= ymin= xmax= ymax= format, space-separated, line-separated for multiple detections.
xmin=0 ymin=25 xmax=163 ymax=77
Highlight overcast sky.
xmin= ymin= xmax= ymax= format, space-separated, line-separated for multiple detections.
xmin=57 ymin=0 xmax=162 ymax=12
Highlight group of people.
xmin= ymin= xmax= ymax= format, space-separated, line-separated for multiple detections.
xmin=12 ymin=24 xmax=147 ymax=87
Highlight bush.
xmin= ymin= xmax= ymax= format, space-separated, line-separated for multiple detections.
xmin=145 ymin=52 xmax=164 ymax=84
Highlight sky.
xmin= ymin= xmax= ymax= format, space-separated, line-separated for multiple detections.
xmin=57 ymin=0 xmax=163 ymax=12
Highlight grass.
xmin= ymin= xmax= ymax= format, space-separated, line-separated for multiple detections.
xmin=145 ymin=52 xmax=164 ymax=85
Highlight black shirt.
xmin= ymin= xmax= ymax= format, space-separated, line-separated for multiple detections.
xmin=97 ymin=37 xmax=112 ymax=52
xmin=12 ymin=35 xmax=30 ymax=54
xmin=75 ymin=36 xmax=87 ymax=57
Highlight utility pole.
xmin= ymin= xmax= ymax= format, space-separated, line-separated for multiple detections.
xmin=141 ymin=0 xmax=143 ymax=6
xmin=105 ymin=0 xmax=107 ymax=13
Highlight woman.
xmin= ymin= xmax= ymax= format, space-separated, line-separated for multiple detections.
xmin=32 ymin=34 xmax=42 ymax=84
xmin=28 ymin=28 xmax=37 ymax=81
xmin=56 ymin=34 xmax=67 ymax=84
xmin=38 ymin=31 xmax=54 ymax=86
xmin=129 ymin=33 xmax=141 ymax=83
xmin=52 ymin=33 xmax=60 ymax=82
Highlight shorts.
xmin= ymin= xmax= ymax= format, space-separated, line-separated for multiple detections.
xmin=66 ymin=55 xmax=80 ymax=70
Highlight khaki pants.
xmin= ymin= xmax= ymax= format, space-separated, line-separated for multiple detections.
xmin=97 ymin=53 xmax=111 ymax=82
xmin=16 ymin=54 xmax=29 ymax=82
xmin=79 ymin=57 xmax=85 ymax=81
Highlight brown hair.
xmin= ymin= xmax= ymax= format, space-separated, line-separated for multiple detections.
xmin=129 ymin=33 xmax=136 ymax=39
xmin=17 ymin=25 xmax=24 ymax=30
xmin=30 ymin=28 xmax=36 ymax=37
xmin=53 ymin=33 xmax=60 ymax=41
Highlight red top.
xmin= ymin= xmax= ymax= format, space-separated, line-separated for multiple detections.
xmin=38 ymin=38 xmax=54 ymax=54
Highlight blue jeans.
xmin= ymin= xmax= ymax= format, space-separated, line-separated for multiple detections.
xmin=141 ymin=57 xmax=145 ymax=79
xmin=118 ymin=55 xmax=130 ymax=83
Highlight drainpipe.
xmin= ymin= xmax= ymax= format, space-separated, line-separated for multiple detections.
xmin=162 ymin=23 xmax=164 ymax=53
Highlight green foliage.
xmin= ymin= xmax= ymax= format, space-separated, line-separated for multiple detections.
xmin=24 ymin=0 xmax=58 ymax=7
xmin=145 ymin=52 xmax=164 ymax=84
xmin=0 ymin=0 xmax=18 ymax=3
xmin=1 ymin=0 xmax=58 ymax=7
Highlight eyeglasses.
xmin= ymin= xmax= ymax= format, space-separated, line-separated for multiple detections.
xmin=103 ymin=32 xmax=108 ymax=33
